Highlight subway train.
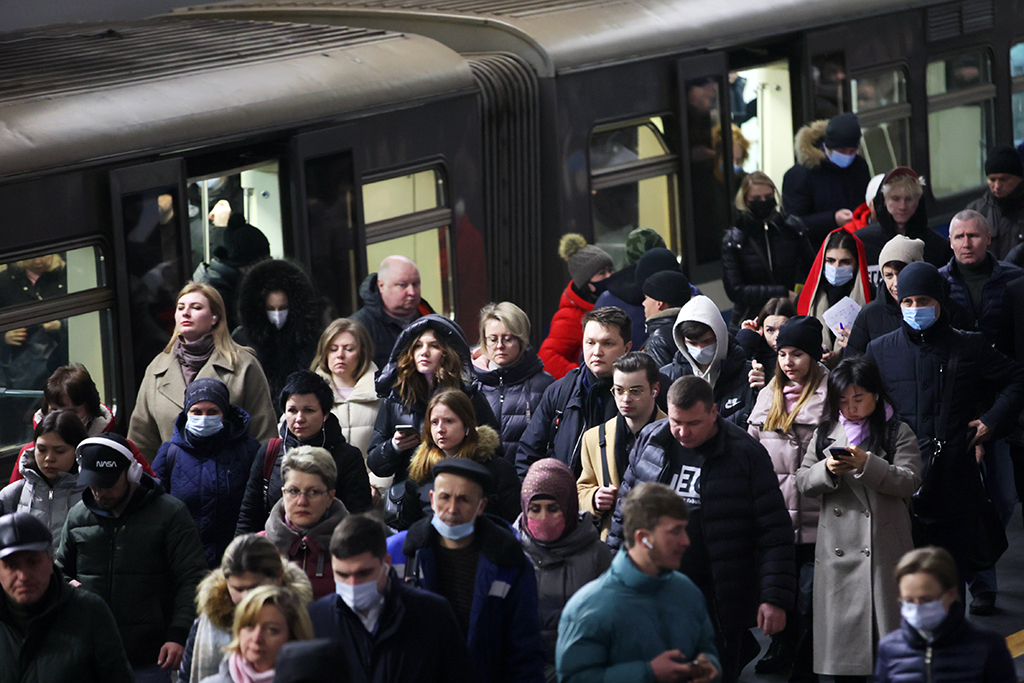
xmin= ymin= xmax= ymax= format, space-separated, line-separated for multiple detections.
xmin=1 ymin=0 xmax=1023 ymax=469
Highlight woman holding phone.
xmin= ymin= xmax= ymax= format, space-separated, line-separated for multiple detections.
xmin=796 ymin=356 xmax=922 ymax=682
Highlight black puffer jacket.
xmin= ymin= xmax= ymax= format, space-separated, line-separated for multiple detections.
xmin=474 ymin=347 xmax=554 ymax=465
xmin=661 ymin=345 xmax=754 ymax=426
xmin=350 ymin=272 xmax=434 ymax=371
xmin=234 ymin=411 xmax=372 ymax=534
xmin=940 ymin=255 xmax=1024 ymax=344
xmin=232 ymin=259 xmax=322 ymax=400
xmin=847 ymin=285 xmax=976 ymax=356
xmin=641 ymin=307 xmax=680 ymax=368
xmin=721 ymin=211 xmax=813 ymax=327
xmin=854 ymin=192 xmax=953 ymax=285
xmin=607 ymin=418 xmax=796 ymax=632
xmin=366 ymin=315 xmax=498 ymax=484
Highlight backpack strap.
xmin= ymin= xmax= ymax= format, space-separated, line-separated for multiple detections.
xmin=599 ymin=421 xmax=611 ymax=488
xmin=403 ymin=550 xmax=421 ymax=588
xmin=262 ymin=438 xmax=283 ymax=511
xmin=163 ymin=444 xmax=181 ymax=493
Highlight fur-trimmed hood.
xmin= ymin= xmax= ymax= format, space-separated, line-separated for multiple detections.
xmin=195 ymin=561 xmax=313 ymax=631
xmin=794 ymin=119 xmax=829 ymax=169
xmin=235 ymin=259 xmax=321 ymax=349
xmin=409 ymin=423 xmax=501 ymax=470
xmin=375 ymin=314 xmax=475 ymax=397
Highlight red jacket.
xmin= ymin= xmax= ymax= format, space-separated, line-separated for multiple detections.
xmin=847 ymin=202 xmax=873 ymax=231
xmin=538 ymin=282 xmax=594 ymax=380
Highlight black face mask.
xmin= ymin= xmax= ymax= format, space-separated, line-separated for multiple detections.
xmin=748 ymin=197 xmax=776 ymax=221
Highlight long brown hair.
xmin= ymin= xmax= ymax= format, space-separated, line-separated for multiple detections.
xmin=762 ymin=358 xmax=826 ymax=433
xmin=408 ymin=389 xmax=480 ymax=484
xmin=394 ymin=330 xmax=465 ymax=407
xmin=162 ymin=282 xmax=237 ymax=365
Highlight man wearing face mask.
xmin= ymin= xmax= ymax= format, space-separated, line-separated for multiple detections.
xmin=661 ymin=295 xmax=755 ymax=425
xmin=866 ymin=262 xmax=1024 ymax=598
xmin=782 ymin=112 xmax=872 ymax=250
xmin=305 ymin=513 xmax=473 ymax=681
xmin=402 ymin=458 xmax=545 ymax=683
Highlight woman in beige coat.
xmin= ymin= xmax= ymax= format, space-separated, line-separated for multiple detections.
xmin=128 ymin=283 xmax=278 ymax=461
xmin=796 ymin=356 xmax=921 ymax=681
xmin=311 ymin=318 xmax=385 ymax=489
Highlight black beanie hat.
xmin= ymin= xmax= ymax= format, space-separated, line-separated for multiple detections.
xmin=634 ymin=248 xmax=681 ymax=286
xmin=824 ymin=112 xmax=861 ymax=149
xmin=184 ymin=377 xmax=230 ymax=414
xmin=214 ymin=213 xmax=270 ymax=267
xmin=897 ymin=262 xmax=945 ymax=303
xmin=642 ymin=271 xmax=692 ymax=308
xmin=775 ymin=315 xmax=823 ymax=361
xmin=985 ymin=145 xmax=1023 ymax=177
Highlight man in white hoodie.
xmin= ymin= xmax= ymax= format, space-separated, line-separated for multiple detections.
xmin=660 ymin=296 xmax=755 ymax=425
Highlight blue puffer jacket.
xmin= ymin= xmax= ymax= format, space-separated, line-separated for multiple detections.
xmin=875 ymin=601 xmax=1015 ymax=683
xmin=403 ymin=514 xmax=546 ymax=683
xmin=474 ymin=347 xmax=554 ymax=465
xmin=940 ymin=254 xmax=1024 ymax=343
xmin=153 ymin=405 xmax=260 ymax=566
xmin=607 ymin=417 xmax=796 ymax=632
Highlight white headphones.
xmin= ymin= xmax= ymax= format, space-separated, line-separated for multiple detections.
xmin=77 ymin=436 xmax=144 ymax=484
xmin=642 ymin=537 xmax=654 ymax=550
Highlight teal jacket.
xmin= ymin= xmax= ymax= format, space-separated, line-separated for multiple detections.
xmin=556 ymin=549 xmax=721 ymax=683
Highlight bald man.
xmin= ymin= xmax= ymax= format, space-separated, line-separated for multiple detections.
xmin=352 ymin=256 xmax=434 ymax=369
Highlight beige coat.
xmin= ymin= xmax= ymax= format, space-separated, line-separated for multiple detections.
xmin=316 ymin=365 xmax=387 ymax=488
xmin=795 ymin=420 xmax=921 ymax=676
xmin=128 ymin=346 xmax=277 ymax=461
xmin=577 ymin=408 xmax=666 ymax=539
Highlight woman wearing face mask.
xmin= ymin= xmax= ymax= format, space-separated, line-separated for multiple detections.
xmin=233 ymin=260 xmax=323 ymax=402
xmin=262 ymin=446 xmax=346 ymax=599
xmin=396 ymin=389 xmax=519 ymax=530
xmin=797 ymin=227 xmax=872 ymax=361
xmin=473 ymin=302 xmax=554 ymax=465
xmin=741 ymin=297 xmax=797 ymax=390
xmin=796 ymin=356 xmax=921 ymax=682
xmin=153 ymin=378 xmax=261 ymax=567
xmin=517 ymin=458 xmax=611 ymax=682
xmin=198 ymin=585 xmax=314 ymax=683
xmin=746 ymin=316 xmax=829 ymax=680
xmin=875 ymin=546 xmax=1015 ymax=683
xmin=236 ymin=370 xmax=371 ymax=535
xmin=723 ymin=172 xmax=814 ymax=332
xmin=181 ymin=534 xmax=312 ymax=683
xmin=367 ymin=315 xmax=498 ymax=489
xmin=0 ymin=409 xmax=88 ymax=541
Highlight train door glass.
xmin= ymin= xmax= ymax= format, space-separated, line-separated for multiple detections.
xmin=305 ymin=153 xmax=356 ymax=317
xmin=589 ymin=118 xmax=679 ymax=269
xmin=926 ymin=50 xmax=995 ymax=197
xmin=361 ymin=168 xmax=453 ymax=316
xmin=1011 ymin=41 xmax=1024 ymax=145
xmin=852 ymin=67 xmax=911 ymax=175
xmin=187 ymin=160 xmax=286 ymax=277
xmin=730 ymin=61 xmax=794 ymax=191
xmin=684 ymin=77 xmax=729 ymax=266
xmin=812 ymin=52 xmax=848 ymax=120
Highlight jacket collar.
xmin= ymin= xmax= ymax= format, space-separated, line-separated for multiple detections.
xmin=608 ymin=548 xmax=675 ymax=593
xmin=474 ymin=346 xmax=546 ymax=387
xmin=404 ymin=513 xmax=526 ymax=568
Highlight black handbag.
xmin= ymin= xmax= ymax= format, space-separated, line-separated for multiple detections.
xmin=382 ymin=482 xmax=407 ymax=527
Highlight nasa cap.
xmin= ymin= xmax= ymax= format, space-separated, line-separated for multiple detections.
xmin=76 ymin=434 xmax=134 ymax=488
xmin=0 ymin=512 xmax=52 ymax=559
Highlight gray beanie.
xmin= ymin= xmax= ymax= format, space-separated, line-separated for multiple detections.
xmin=878 ymin=235 xmax=925 ymax=270
xmin=558 ymin=233 xmax=614 ymax=289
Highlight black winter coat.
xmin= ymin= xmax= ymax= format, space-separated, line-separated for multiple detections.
xmin=304 ymin=573 xmax=475 ymax=683
xmin=232 ymin=259 xmax=322 ymax=400
xmin=846 ymin=286 xmax=976 ymax=356
xmin=350 ymin=272 xmax=434 ymax=371
xmin=661 ymin=341 xmax=755 ymax=426
xmin=235 ymin=411 xmax=372 ymax=534
xmin=474 ymin=347 xmax=554 ymax=465
xmin=594 ymin=265 xmax=648 ymax=350
xmin=641 ymin=308 xmax=679 ymax=368
xmin=782 ymin=148 xmax=871 ymax=248
xmin=721 ymin=211 xmax=813 ymax=326
xmin=607 ymin=418 xmax=796 ymax=632
xmin=366 ymin=315 xmax=498 ymax=483
xmin=940 ymin=255 xmax=1024 ymax=344
xmin=967 ymin=183 xmax=1024 ymax=260
xmin=874 ymin=601 xmax=1015 ymax=683
xmin=854 ymin=199 xmax=953 ymax=285
xmin=734 ymin=328 xmax=777 ymax=377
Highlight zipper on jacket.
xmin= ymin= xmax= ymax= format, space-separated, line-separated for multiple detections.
xmin=925 ymin=645 xmax=932 ymax=683
xmin=499 ymin=375 xmax=505 ymax=421
xmin=763 ymin=222 xmax=773 ymax=273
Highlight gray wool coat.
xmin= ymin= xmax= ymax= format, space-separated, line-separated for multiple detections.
xmin=796 ymin=419 xmax=921 ymax=676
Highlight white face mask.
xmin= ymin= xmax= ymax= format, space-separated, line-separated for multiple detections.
xmin=185 ymin=414 xmax=223 ymax=438
xmin=824 ymin=263 xmax=855 ymax=287
xmin=335 ymin=565 xmax=386 ymax=613
xmin=685 ymin=343 xmax=716 ymax=366
xmin=826 ymin=149 xmax=857 ymax=168
xmin=901 ymin=599 xmax=947 ymax=632
xmin=267 ymin=309 xmax=288 ymax=329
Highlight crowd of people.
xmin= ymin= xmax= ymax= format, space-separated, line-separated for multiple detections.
xmin=2 ymin=111 xmax=1024 ymax=683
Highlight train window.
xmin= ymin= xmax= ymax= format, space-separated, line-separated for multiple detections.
xmin=590 ymin=118 xmax=679 ymax=268
xmin=852 ymin=68 xmax=911 ymax=175
xmin=685 ymin=77 xmax=729 ymax=266
xmin=305 ymin=153 xmax=356 ymax=316
xmin=1011 ymin=42 xmax=1024 ymax=145
xmin=0 ymin=247 xmax=103 ymax=313
xmin=730 ymin=61 xmax=794 ymax=192
xmin=926 ymin=51 xmax=995 ymax=197
xmin=812 ymin=53 xmax=847 ymax=120
xmin=362 ymin=168 xmax=453 ymax=316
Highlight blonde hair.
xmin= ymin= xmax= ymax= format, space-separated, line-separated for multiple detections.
xmin=734 ymin=171 xmax=780 ymax=213
xmin=225 ymin=585 xmax=313 ymax=655
xmin=408 ymin=389 xmax=480 ymax=484
xmin=478 ymin=302 xmax=531 ymax=357
xmin=311 ymin=318 xmax=373 ymax=380
xmin=281 ymin=446 xmax=337 ymax=491
xmin=762 ymin=361 xmax=826 ymax=433
xmin=163 ymin=282 xmax=237 ymax=365
xmin=882 ymin=174 xmax=926 ymax=200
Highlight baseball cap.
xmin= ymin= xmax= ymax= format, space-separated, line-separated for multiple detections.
xmin=77 ymin=434 xmax=134 ymax=488
xmin=0 ymin=512 xmax=52 ymax=559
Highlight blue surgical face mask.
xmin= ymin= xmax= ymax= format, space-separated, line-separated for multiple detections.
xmin=431 ymin=508 xmax=480 ymax=540
xmin=901 ymin=599 xmax=947 ymax=632
xmin=824 ymin=263 xmax=854 ymax=287
xmin=685 ymin=343 xmax=716 ymax=366
xmin=902 ymin=305 xmax=937 ymax=331
xmin=186 ymin=414 xmax=224 ymax=438
xmin=335 ymin=565 xmax=385 ymax=613
xmin=267 ymin=309 xmax=288 ymax=329
xmin=826 ymin=149 xmax=857 ymax=169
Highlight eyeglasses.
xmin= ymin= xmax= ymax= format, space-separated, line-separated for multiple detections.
xmin=611 ymin=386 xmax=647 ymax=398
xmin=486 ymin=335 xmax=519 ymax=347
xmin=282 ymin=487 xmax=329 ymax=501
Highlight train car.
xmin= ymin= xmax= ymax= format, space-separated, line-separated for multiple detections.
xmin=176 ymin=0 xmax=1024 ymax=323
xmin=0 ymin=16 xmax=486 ymax=472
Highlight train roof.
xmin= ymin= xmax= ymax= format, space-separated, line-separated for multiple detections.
xmin=174 ymin=0 xmax=945 ymax=76
xmin=0 ymin=17 xmax=476 ymax=179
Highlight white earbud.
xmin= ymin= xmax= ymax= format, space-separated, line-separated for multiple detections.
xmin=642 ymin=538 xmax=654 ymax=550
